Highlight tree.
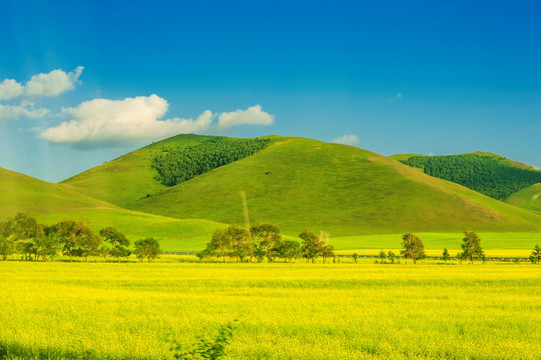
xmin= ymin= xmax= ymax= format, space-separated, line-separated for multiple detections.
xmin=352 ymin=253 xmax=359 ymax=263
xmin=531 ymin=244 xmax=541 ymax=264
xmin=387 ymin=251 xmax=396 ymax=264
xmin=250 ymin=222 xmax=281 ymax=262
xmin=277 ymin=240 xmax=301 ymax=263
xmin=56 ymin=220 xmax=79 ymax=262
xmin=76 ymin=222 xmax=101 ymax=262
xmin=226 ymin=226 xmax=252 ymax=263
xmin=100 ymin=227 xmax=131 ymax=263
xmin=300 ymin=229 xmax=323 ymax=263
xmin=35 ymin=224 xmax=60 ymax=262
xmin=134 ymin=237 xmax=161 ymax=262
xmin=460 ymin=230 xmax=484 ymax=264
xmin=319 ymin=231 xmax=334 ymax=264
xmin=442 ymin=248 xmax=450 ymax=262
xmin=209 ymin=229 xmax=231 ymax=263
xmin=378 ymin=250 xmax=387 ymax=263
xmin=253 ymin=244 xmax=267 ymax=263
xmin=400 ymin=234 xmax=425 ymax=264
xmin=0 ymin=221 xmax=15 ymax=261
xmin=5 ymin=213 xmax=42 ymax=260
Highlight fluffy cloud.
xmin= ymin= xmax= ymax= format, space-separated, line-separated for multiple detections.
xmin=332 ymin=134 xmax=360 ymax=146
xmin=39 ymin=98 xmax=274 ymax=149
xmin=0 ymin=79 xmax=24 ymax=100
xmin=0 ymin=102 xmax=51 ymax=122
xmin=39 ymin=95 xmax=215 ymax=148
xmin=0 ymin=66 xmax=84 ymax=100
xmin=217 ymin=105 xmax=274 ymax=129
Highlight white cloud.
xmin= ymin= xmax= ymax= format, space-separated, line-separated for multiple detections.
xmin=39 ymin=94 xmax=215 ymax=148
xmin=332 ymin=134 xmax=360 ymax=146
xmin=0 ymin=102 xmax=51 ymax=121
xmin=217 ymin=105 xmax=274 ymax=129
xmin=0 ymin=66 xmax=84 ymax=100
xmin=0 ymin=79 xmax=24 ymax=100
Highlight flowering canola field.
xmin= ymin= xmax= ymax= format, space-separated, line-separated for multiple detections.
xmin=0 ymin=260 xmax=540 ymax=359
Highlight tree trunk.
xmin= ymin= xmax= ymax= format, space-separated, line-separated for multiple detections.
xmin=118 ymin=257 xmax=121 ymax=264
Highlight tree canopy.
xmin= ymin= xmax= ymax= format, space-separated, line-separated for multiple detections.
xmin=401 ymin=233 xmax=425 ymax=264
xmin=460 ymin=230 xmax=484 ymax=264
xmin=399 ymin=153 xmax=541 ymax=200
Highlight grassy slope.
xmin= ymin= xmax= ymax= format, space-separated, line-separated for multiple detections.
xmin=60 ymin=134 xmax=215 ymax=207
xmin=130 ymin=136 xmax=541 ymax=236
xmin=505 ymin=183 xmax=541 ymax=213
xmin=1 ymin=165 xmax=225 ymax=251
xmin=37 ymin=209 xmax=226 ymax=251
xmin=0 ymin=167 xmax=117 ymax=219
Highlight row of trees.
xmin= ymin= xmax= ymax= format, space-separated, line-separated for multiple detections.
xmin=400 ymin=153 xmax=541 ymax=200
xmin=152 ymin=137 xmax=270 ymax=187
xmin=401 ymin=230 xmax=541 ymax=264
xmin=0 ymin=213 xmax=161 ymax=262
xmin=400 ymin=231 xmax=485 ymax=264
xmin=200 ymin=223 xmax=335 ymax=263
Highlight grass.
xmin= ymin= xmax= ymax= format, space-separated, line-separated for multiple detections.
xmin=505 ymin=183 xmax=541 ymax=213
xmin=0 ymin=260 xmax=540 ymax=359
xmin=0 ymin=167 xmax=116 ymax=219
xmin=131 ymin=136 xmax=541 ymax=236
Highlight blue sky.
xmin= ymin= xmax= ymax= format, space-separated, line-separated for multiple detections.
xmin=0 ymin=0 xmax=540 ymax=181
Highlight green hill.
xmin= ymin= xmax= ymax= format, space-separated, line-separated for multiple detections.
xmin=505 ymin=183 xmax=541 ymax=213
xmin=0 ymin=167 xmax=116 ymax=218
xmin=393 ymin=152 xmax=541 ymax=200
xmin=60 ymin=134 xmax=218 ymax=207
xmin=120 ymin=136 xmax=541 ymax=236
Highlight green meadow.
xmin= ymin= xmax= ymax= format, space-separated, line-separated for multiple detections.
xmin=1 ymin=260 xmax=540 ymax=359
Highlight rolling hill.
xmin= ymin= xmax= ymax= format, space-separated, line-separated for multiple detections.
xmin=60 ymin=134 xmax=218 ymax=207
xmin=0 ymin=167 xmax=117 ymax=218
xmin=505 ymin=183 xmax=541 ymax=213
xmin=94 ymin=135 xmax=541 ymax=236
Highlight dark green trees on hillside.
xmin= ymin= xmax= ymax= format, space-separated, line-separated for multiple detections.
xmin=152 ymin=137 xmax=270 ymax=187
xmin=401 ymin=234 xmax=425 ymax=264
xmin=400 ymin=153 xmax=541 ymax=200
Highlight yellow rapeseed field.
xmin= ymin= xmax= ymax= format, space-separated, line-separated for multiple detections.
xmin=0 ymin=259 xmax=540 ymax=359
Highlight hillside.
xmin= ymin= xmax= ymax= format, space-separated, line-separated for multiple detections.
xmin=0 ymin=167 xmax=117 ymax=219
xmin=122 ymin=136 xmax=541 ymax=236
xmin=60 ymin=134 xmax=270 ymax=207
xmin=60 ymin=134 xmax=217 ymax=207
xmin=392 ymin=152 xmax=541 ymax=200
xmin=505 ymin=183 xmax=541 ymax=213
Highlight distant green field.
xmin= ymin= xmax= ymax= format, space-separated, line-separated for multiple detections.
xmin=0 ymin=261 xmax=539 ymax=359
